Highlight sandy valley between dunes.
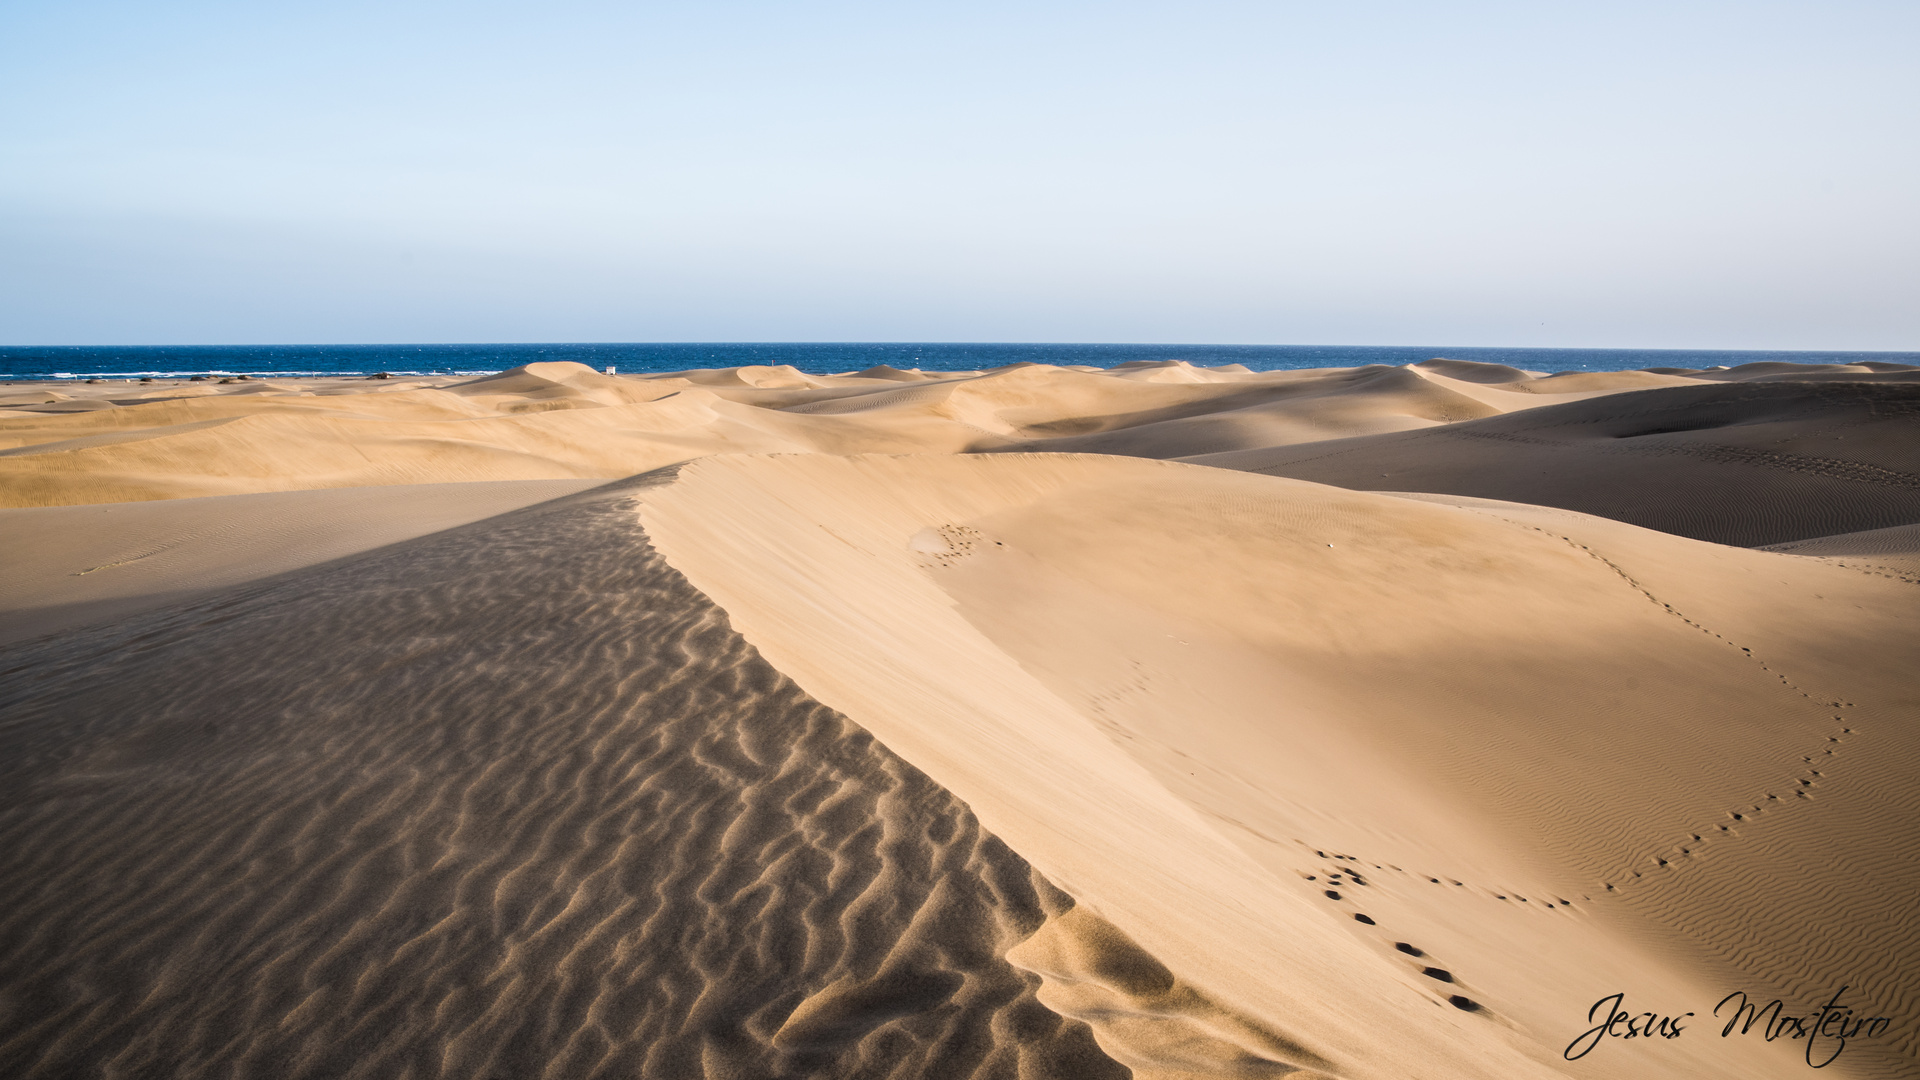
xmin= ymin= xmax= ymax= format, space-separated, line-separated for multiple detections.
xmin=1 ymin=357 xmax=1916 ymax=1079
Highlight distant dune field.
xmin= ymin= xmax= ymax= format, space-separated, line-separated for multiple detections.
xmin=2 ymin=359 xmax=1915 ymax=1079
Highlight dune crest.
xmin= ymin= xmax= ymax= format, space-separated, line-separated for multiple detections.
xmin=0 ymin=483 xmax=1131 ymax=1079
xmin=638 ymin=452 xmax=1918 ymax=1079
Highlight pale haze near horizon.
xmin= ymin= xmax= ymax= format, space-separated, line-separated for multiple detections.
xmin=1 ymin=0 xmax=1914 ymax=350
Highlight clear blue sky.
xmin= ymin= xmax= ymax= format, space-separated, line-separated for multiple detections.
xmin=2 ymin=1 xmax=1914 ymax=348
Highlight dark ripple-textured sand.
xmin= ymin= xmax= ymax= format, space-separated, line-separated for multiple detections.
xmin=0 ymin=479 xmax=1125 ymax=1079
xmin=1189 ymin=380 xmax=1920 ymax=546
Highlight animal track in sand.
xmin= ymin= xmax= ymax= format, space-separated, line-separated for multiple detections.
xmin=910 ymin=523 xmax=987 ymax=569
xmin=1824 ymin=559 xmax=1920 ymax=588
xmin=1306 ymin=876 xmax=1489 ymax=1016
xmin=1299 ymin=848 xmax=1587 ymax=912
xmin=1492 ymin=519 xmax=1866 ymax=900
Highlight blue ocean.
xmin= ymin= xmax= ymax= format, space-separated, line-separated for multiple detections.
xmin=2 ymin=342 xmax=1915 ymax=381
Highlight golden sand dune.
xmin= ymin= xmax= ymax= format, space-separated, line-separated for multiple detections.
xmin=640 ymin=454 xmax=1919 ymax=1079
xmin=1 ymin=359 xmax=1916 ymax=1079
xmin=15 ymin=357 xmax=1912 ymax=510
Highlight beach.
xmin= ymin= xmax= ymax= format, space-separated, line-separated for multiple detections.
xmin=1 ymin=358 xmax=1915 ymax=1079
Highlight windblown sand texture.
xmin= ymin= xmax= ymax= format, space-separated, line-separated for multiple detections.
xmin=0 ymin=486 xmax=1125 ymax=1079
xmin=2 ymin=357 xmax=1916 ymax=1079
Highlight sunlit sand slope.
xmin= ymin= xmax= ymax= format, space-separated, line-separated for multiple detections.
xmin=0 ymin=483 xmax=1127 ymax=1080
xmin=1189 ymin=380 xmax=1920 ymax=546
xmin=640 ymin=453 xmax=1919 ymax=1080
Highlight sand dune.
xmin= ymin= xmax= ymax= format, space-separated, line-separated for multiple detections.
xmin=0 ymin=482 xmax=1128 ymax=1079
xmin=0 ymin=479 xmax=598 ymax=644
xmin=2 ymin=358 xmax=1916 ymax=1079
xmin=1190 ymin=379 xmax=1920 ymax=546
xmin=17 ymin=358 xmax=1909 ymax=509
xmin=1761 ymin=521 xmax=1920 ymax=576
xmin=639 ymin=453 xmax=1919 ymax=1079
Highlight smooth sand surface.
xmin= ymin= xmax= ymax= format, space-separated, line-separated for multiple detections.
xmin=2 ymin=358 xmax=1915 ymax=1079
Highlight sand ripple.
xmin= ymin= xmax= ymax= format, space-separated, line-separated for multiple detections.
xmin=0 ymin=483 xmax=1124 ymax=1079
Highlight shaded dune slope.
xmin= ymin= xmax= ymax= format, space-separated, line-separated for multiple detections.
xmin=975 ymin=365 xmax=1512 ymax=459
xmin=1187 ymin=380 xmax=1920 ymax=546
xmin=0 ymin=482 xmax=1126 ymax=1080
xmin=1762 ymin=521 xmax=1920 ymax=576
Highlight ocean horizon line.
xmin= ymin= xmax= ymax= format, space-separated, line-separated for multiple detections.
xmin=4 ymin=340 xmax=1917 ymax=381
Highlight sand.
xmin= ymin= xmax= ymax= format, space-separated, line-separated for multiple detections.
xmin=0 ymin=360 xmax=1794 ymax=508
xmin=1187 ymin=379 xmax=1920 ymax=546
xmin=0 ymin=480 xmax=600 ymax=644
xmin=1 ymin=358 xmax=1915 ymax=1078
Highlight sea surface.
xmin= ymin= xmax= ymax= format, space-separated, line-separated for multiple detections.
xmin=3 ymin=342 xmax=1916 ymax=381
